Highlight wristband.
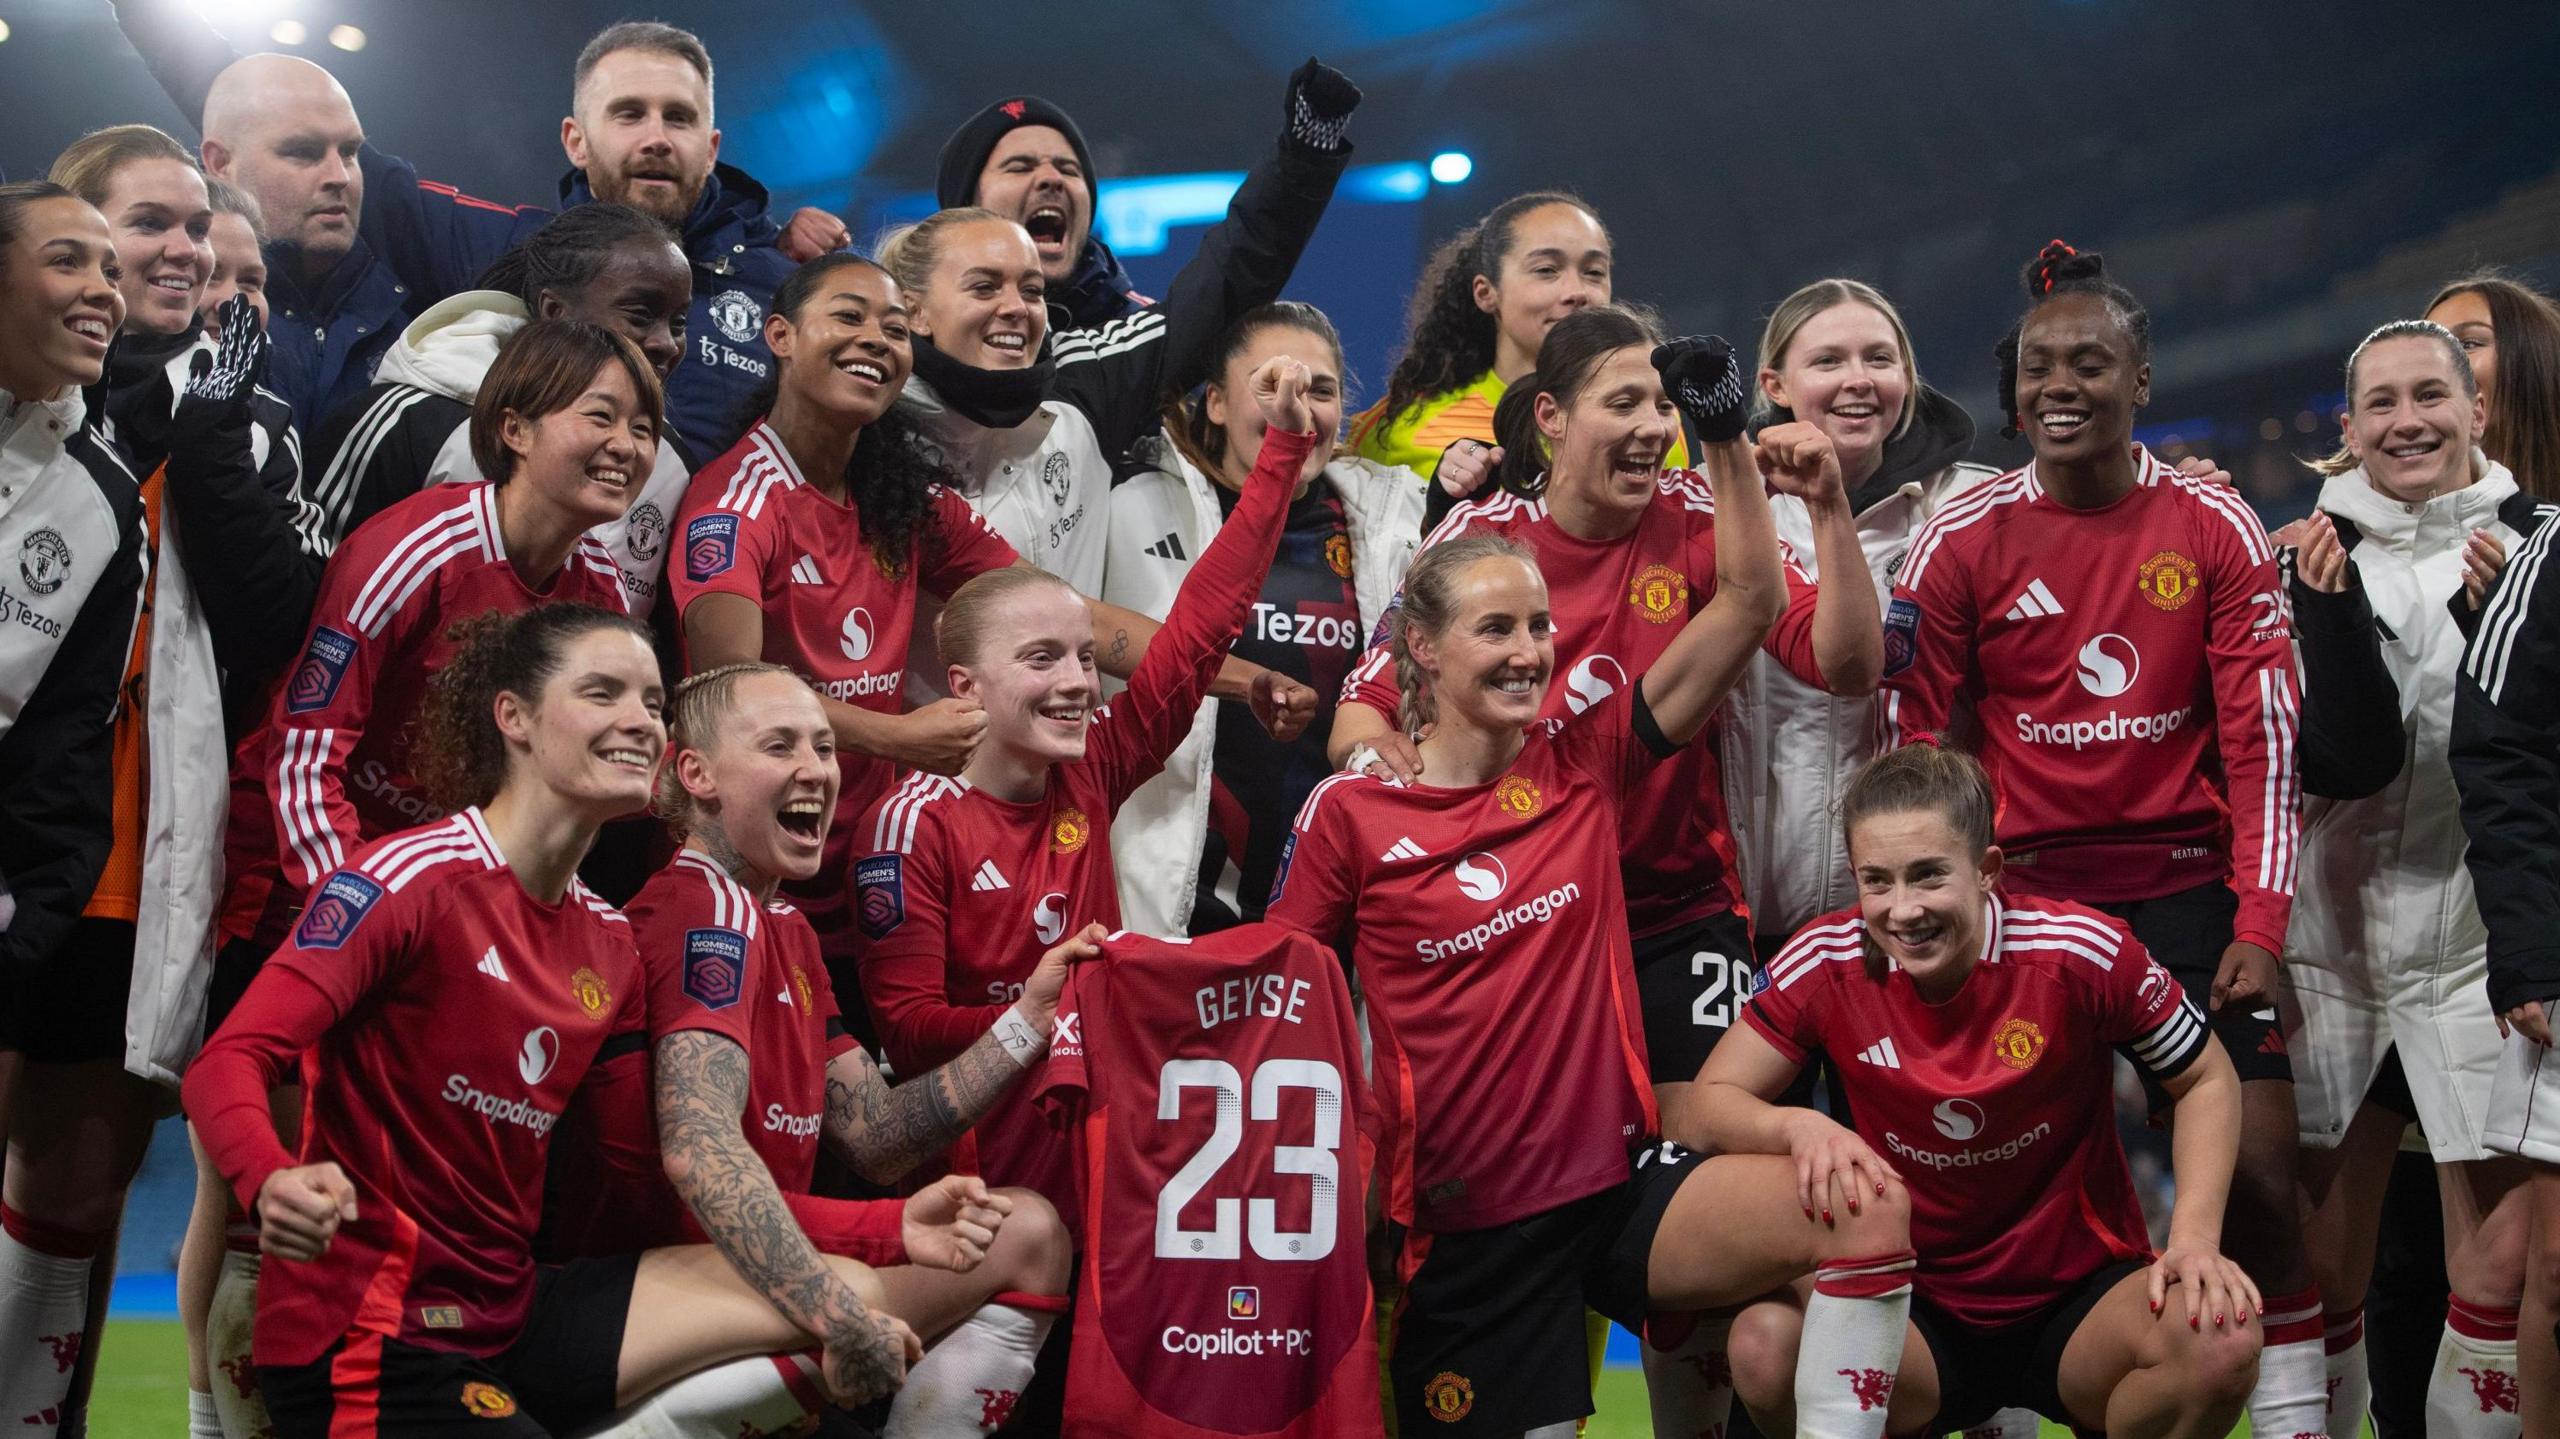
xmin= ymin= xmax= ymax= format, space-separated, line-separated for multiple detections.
xmin=992 ymin=1003 xmax=1045 ymax=1068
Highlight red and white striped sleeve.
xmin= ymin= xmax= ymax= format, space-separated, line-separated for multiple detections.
xmin=2181 ymin=473 xmax=2300 ymax=954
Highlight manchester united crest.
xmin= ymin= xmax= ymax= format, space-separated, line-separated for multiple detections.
xmin=459 ymin=1382 xmax=518 ymax=1419
xmin=1324 ymin=531 xmax=1353 ymax=579
xmin=1493 ymin=775 xmax=1542 ymax=818
xmin=1421 ymin=1371 xmax=1474 ymax=1422
xmin=1627 ymin=562 xmax=1688 ymax=623
xmin=791 ymin=965 xmax=815 ymax=1012
xmin=1052 ymin=808 xmax=1091 ymax=855
xmin=1993 ymin=1016 xmax=2047 ymax=1070
xmin=568 ymin=966 xmax=611 ymax=1018
xmin=2137 ymin=550 xmax=2200 ymax=611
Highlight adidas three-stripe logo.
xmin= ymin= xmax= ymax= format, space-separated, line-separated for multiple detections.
xmin=1380 ymin=836 xmax=1426 ymax=862
xmin=1855 ymin=1037 xmax=1900 ymax=1069
xmin=2004 ymin=578 xmax=2064 ymax=621
xmin=477 ymin=946 xmax=511 ymax=982
xmin=791 ymin=555 xmax=824 ymax=585
xmin=1144 ymin=532 xmax=1187 ymax=561
xmin=970 ymin=860 xmax=1010 ymax=892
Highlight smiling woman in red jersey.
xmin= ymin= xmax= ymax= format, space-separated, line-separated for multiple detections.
xmin=1271 ymin=345 xmax=1921 ymax=1439
xmin=187 ymin=603 xmax=923 ymax=1438
xmin=852 ymin=354 xmax=1322 ymax=1234
xmin=1876 ymin=241 xmax=2324 ymax=1438
xmin=1704 ymin=742 xmax=2259 ymax=1437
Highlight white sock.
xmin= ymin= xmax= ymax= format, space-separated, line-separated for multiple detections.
xmin=1954 ymin=1405 xmax=2042 ymax=1436
xmin=2427 ymin=1300 xmax=2522 ymax=1438
xmin=2252 ymin=1288 xmax=2330 ymax=1439
xmin=0 ymin=1213 xmax=96 ymax=1432
xmin=568 ymin=1352 xmax=821 ymax=1439
xmin=188 ymin=1389 xmax=223 ymax=1439
xmin=209 ymin=1248 xmax=273 ymax=1439
xmin=2325 ymin=1307 xmax=2370 ymax=1439
xmin=886 ymin=1300 xmax=1060 ymax=1437
xmin=1796 ymin=1251 xmax=1913 ymax=1439
xmin=1639 ymin=1312 xmax=1734 ymax=1439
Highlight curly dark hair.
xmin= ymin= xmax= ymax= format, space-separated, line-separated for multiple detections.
xmin=413 ymin=604 xmax=656 ymax=812
xmin=472 ymin=202 xmax=678 ymax=306
xmin=1374 ymin=192 xmax=1606 ymax=430
xmin=742 ymin=252 xmax=954 ymax=578
xmin=1993 ymin=239 xmax=2151 ymax=440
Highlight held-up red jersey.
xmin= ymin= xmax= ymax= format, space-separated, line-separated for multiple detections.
xmin=1267 ymin=686 xmax=1666 ymax=1232
xmin=183 ymin=811 xmax=645 ymax=1365
xmin=854 ymin=427 xmax=1314 ymax=1226
xmin=1034 ymin=926 xmax=1382 ymax=1439
xmin=220 ymin=482 xmax=631 ymax=944
xmin=540 ymin=851 xmax=904 ymax=1267
xmin=1878 ymin=447 xmax=2301 ymax=953
xmin=1744 ymin=892 xmax=2210 ymax=1325
xmin=668 ymin=421 xmax=1019 ymax=937
xmin=1336 ymin=474 xmax=1825 ymax=935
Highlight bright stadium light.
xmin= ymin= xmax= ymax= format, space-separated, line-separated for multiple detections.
xmin=269 ymin=18 xmax=306 ymax=44
xmin=1429 ymin=151 xmax=1474 ymax=185
xmin=0 ymin=20 xmax=12 ymax=43
xmin=328 ymin=24 xmax=365 ymax=50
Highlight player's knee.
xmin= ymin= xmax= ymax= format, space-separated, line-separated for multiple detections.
xmin=2176 ymin=1315 xmax=2261 ymax=1411
xmin=987 ymin=1187 xmax=1070 ymax=1296
xmin=2449 ymin=1203 xmax=2532 ymax=1306
xmin=1826 ymin=1175 xmax=1911 ymax=1256
xmin=824 ymin=1255 xmax=889 ymax=1311
xmin=1724 ymin=1300 xmax=1802 ymax=1412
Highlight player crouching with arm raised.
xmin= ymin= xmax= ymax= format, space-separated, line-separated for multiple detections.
xmin=1694 ymin=741 xmax=2260 ymax=1438
xmin=541 ymin=661 xmax=1085 ymax=1435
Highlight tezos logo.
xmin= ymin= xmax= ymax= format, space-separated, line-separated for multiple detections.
xmin=1563 ymin=653 xmax=1625 ymax=716
xmin=1452 ymin=852 xmax=1507 ymax=902
xmin=2074 ymin=633 xmax=2139 ymax=698
xmin=18 ymin=528 xmax=70 ymax=594
xmin=708 ymin=290 xmax=763 ymax=345
xmin=840 ymin=605 xmax=875 ymax=661
xmin=1033 ymin=891 xmax=1068 ymax=945
xmin=517 ymin=1026 xmax=560 ymax=1085
xmin=1931 ymin=1097 xmax=1985 ymax=1141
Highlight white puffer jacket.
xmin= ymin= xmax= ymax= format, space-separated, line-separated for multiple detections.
xmin=1721 ymin=461 xmax=1996 ymax=939
xmin=1103 ymin=433 xmax=1425 ymax=936
xmin=900 ymin=377 xmax=1111 ymax=594
xmin=2287 ymin=456 xmax=2538 ymax=1002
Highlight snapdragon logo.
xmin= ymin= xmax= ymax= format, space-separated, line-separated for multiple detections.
xmin=763 ymin=1104 xmax=821 ymax=1139
xmin=1415 ymin=882 xmax=1583 ymax=962
xmin=2074 ymin=634 xmax=2138 ymax=698
xmin=2013 ymin=704 xmax=2191 ymax=750
xmin=1563 ymin=654 xmax=1625 ymax=716
xmin=1452 ymin=853 xmax=1507 ymax=901
xmin=1884 ymin=1115 xmax=2051 ymax=1171
xmin=442 ymin=1074 xmax=563 ymax=1137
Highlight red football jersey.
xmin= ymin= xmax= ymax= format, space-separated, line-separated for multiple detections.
xmin=1035 ymin=925 xmax=1382 ymax=1439
xmin=1744 ymin=892 xmax=2208 ymax=1325
xmin=668 ymin=420 xmax=1019 ymax=930
xmin=854 ymin=427 xmax=1311 ymax=1226
xmin=184 ymin=810 xmax=644 ymax=1366
xmin=220 ymin=482 xmax=631 ymax=944
xmin=1266 ymin=687 xmax=1662 ymax=1231
xmin=1336 ymin=474 xmax=1825 ymax=935
xmin=1878 ymin=447 xmax=2301 ymax=952
xmin=543 ymin=850 xmax=858 ymax=1258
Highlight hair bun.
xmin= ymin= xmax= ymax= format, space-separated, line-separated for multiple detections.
xmin=2022 ymin=239 xmax=2108 ymax=299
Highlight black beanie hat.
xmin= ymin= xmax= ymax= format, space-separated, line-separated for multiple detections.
xmin=935 ymin=96 xmax=1100 ymax=212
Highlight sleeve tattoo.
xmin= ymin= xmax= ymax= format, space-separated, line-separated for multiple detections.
xmin=824 ymin=1032 xmax=1028 ymax=1184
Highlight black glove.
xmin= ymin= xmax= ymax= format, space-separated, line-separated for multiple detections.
xmin=1284 ymin=57 xmax=1360 ymax=152
xmin=1652 ymin=335 xmax=1750 ymax=444
xmin=172 ymin=294 xmax=268 ymax=440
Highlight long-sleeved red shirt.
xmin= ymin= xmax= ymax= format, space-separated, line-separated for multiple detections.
xmin=1877 ymin=447 xmax=2300 ymax=952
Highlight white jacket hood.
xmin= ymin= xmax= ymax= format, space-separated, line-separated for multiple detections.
xmin=370 ymin=290 xmax=531 ymax=403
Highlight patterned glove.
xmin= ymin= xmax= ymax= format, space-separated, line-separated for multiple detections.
xmin=170 ymin=294 xmax=269 ymax=443
xmin=1284 ymin=58 xmax=1360 ymax=153
xmin=1652 ymin=335 xmax=1750 ymax=444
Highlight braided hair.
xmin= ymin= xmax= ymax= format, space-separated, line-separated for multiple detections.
xmin=1390 ymin=535 xmax=1540 ymax=734
xmin=1993 ymin=240 xmax=2151 ymax=439
xmin=472 ymin=202 xmax=677 ymax=305
xmin=1375 ymin=192 xmax=1607 ymax=429
xmin=653 ymin=661 xmax=818 ymax=828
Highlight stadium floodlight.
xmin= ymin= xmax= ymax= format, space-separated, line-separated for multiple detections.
xmin=328 ymin=24 xmax=365 ymax=50
xmin=1429 ymin=151 xmax=1474 ymax=185
xmin=269 ymin=19 xmax=306 ymax=44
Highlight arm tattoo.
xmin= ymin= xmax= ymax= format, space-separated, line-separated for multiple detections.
xmin=1109 ymin=627 xmax=1131 ymax=666
xmin=655 ymin=1031 xmax=872 ymax=1349
xmin=823 ymin=1034 xmax=1028 ymax=1185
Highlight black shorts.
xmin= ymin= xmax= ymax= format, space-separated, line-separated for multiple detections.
xmin=1390 ymin=1142 xmax=1700 ymax=1435
xmin=2095 ymin=881 xmax=2291 ymax=1092
xmin=205 ymin=933 xmax=270 ymax=1036
xmin=1908 ymin=1259 xmax=2143 ymax=1430
xmin=0 ymin=916 xmax=135 ymax=1063
xmin=261 ymin=1253 xmax=638 ymax=1439
xmin=1632 ymin=911 xmax=1758 ymax=1082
